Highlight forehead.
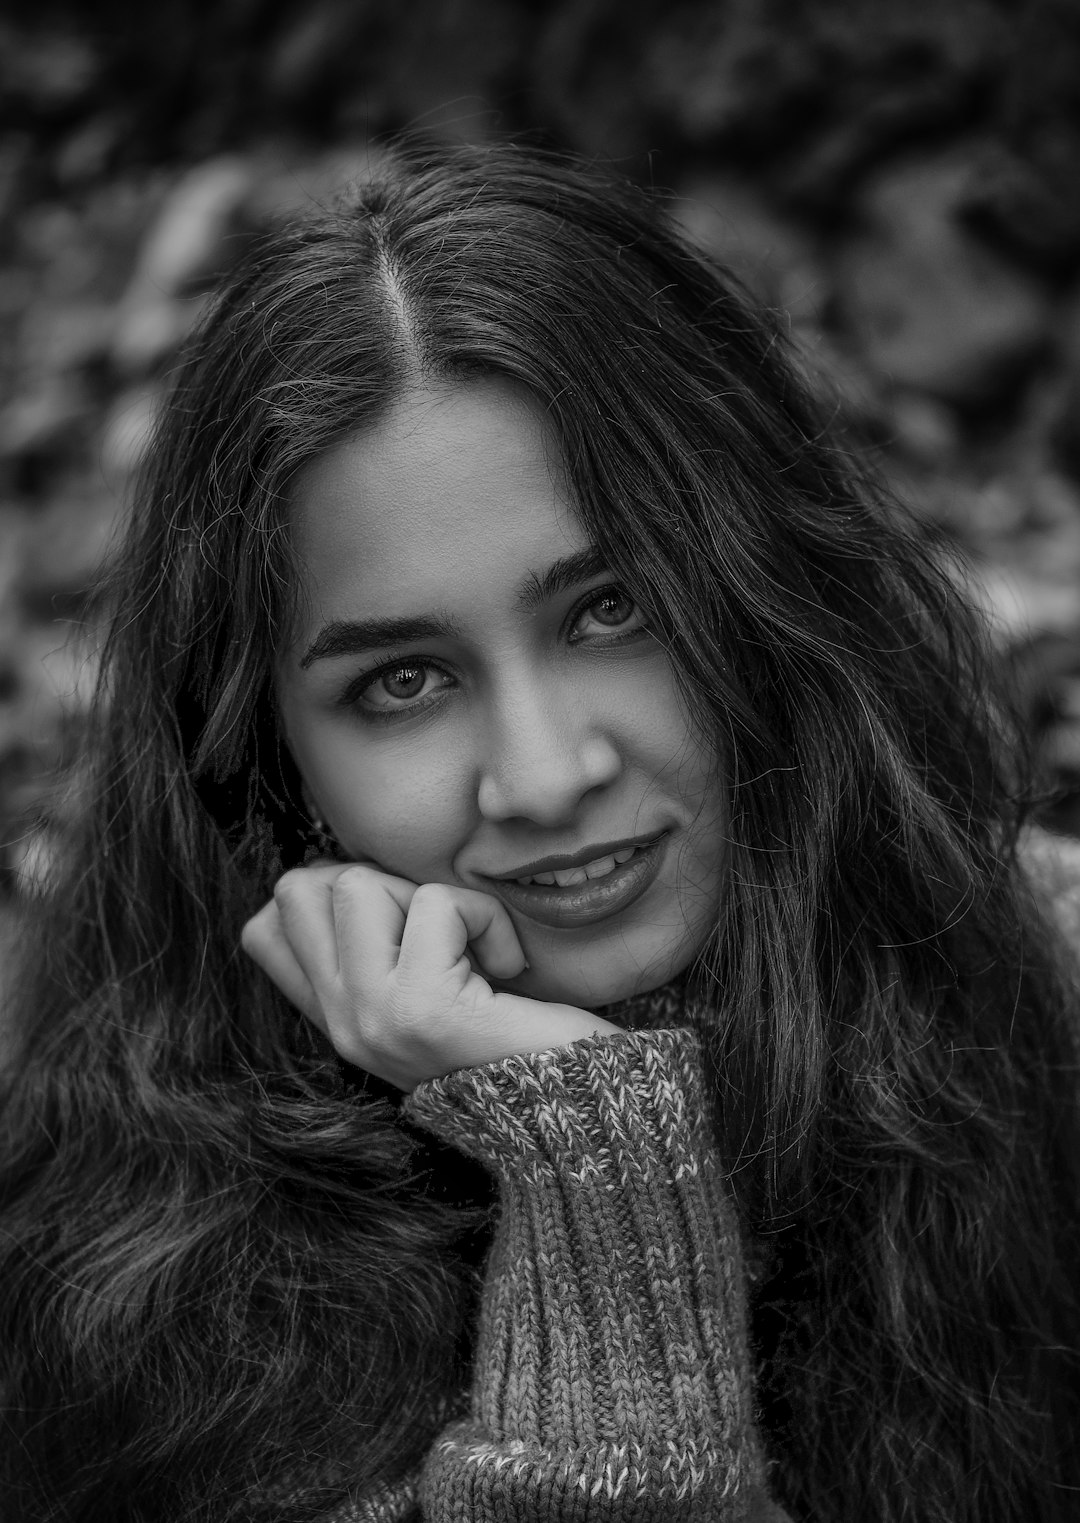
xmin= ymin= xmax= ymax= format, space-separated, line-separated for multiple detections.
xmin=286 ymin=379 xmax=587 ymax=620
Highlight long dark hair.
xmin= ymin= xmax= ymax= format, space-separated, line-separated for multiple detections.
xmin=2 ymin=139 xmax=1078 ymax=1522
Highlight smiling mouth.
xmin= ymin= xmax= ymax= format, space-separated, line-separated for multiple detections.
xmin=512 ymin=841 xmax=643 ymax=887
xmin=486 ymin=834 xmax=667 ymax=930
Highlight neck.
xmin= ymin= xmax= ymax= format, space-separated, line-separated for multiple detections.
xmin=590 ymin=973 xmax=693 ymax=1031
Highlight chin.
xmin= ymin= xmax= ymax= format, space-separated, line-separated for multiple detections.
xmin=499 ymin=945 xmax=689 ymax=1011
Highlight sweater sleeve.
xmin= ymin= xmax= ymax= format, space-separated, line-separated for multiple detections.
xmin=399 ymin=1027 xmax=786 ymax=1522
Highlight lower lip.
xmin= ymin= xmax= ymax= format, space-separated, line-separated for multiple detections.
xmin=488 ymin=836 xmax=667 ymax=929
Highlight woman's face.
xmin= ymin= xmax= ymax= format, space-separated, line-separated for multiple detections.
xmin=276 ymin=378 xmax=726 ymax=1007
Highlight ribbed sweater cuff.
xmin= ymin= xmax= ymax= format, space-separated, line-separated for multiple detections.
xmin=402 ymin=1028 xmax=769 ymax=1521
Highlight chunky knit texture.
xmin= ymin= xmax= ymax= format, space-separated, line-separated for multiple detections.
xmin=318 ymin=837 xmax=1080 ymax=1520
xmin=389 ymin=1024 xmax=777 ymax=1521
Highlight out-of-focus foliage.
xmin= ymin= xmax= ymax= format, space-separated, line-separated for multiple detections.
xmin=3 ymin=0 xmax=1080 ymax=904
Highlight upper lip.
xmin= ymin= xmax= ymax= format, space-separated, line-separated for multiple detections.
xmin=484 ymin=832 xmax=664 ymax=882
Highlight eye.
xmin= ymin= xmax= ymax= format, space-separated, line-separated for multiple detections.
xmin=570 ymin=586 xmax=647 ymax=641
xmin=353 ymin=660 xmax=453 ymax=715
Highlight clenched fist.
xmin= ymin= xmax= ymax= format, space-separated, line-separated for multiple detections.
xmin=240 ymin=861 xmax=619 ymax=1090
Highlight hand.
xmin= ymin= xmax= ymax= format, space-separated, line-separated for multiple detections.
xmin=240 ymin=861 xmax=619 ymax=1090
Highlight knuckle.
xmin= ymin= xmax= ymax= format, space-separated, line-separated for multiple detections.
xmin=239 ymin=917 xmax=262 ymax=954
xmin=408 ymin=881 xmax=451 ymax=914
xmin=272 ymin=869 xmax=309 ymax=906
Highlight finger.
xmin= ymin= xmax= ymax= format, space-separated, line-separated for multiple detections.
xmin=271 ymin=867 xmax=343 ymax=990
xmin=450 ymin=889 xmax=528 ymax=979
xmin=240 ymin=902 xmax=324 ymax=1028
xmin=331 ymin=865 xmax=419 ymax=994
xmin=398 ymin=884 xmax=527 ymax=984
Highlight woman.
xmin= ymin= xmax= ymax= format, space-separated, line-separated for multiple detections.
xmin=1 ymin=139 xmax=1078 ymax=1522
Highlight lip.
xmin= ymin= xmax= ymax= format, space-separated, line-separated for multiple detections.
xmin=484 ymin=833 xmax=667 ymax=930
xmin=487 ymin=832 xmax=663 ymax=882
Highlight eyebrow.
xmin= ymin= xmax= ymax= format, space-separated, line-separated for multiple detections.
xmin=516 ymin=545 xmax=607 ymax=612
xmin=299 ymin=546 xmax=609 ymax=669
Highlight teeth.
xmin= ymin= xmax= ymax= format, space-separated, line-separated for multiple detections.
xmin=514 ymin=844 xmax=643 ymax=887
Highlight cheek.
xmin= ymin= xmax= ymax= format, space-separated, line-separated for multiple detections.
xmin=297 ymin=721 xmax=473 ymax=876
xmin=640 ymin=689 xmax=727 ymax=886
xmin=633 ymin=676 xmax=719 ymax=805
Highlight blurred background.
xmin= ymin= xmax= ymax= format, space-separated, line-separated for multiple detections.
xmin=3 ymin=0 xmax=1080 ymax=923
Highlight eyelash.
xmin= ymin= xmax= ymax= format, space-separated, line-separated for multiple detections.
xmin=344 ymin=584 xmax=647 ymax=720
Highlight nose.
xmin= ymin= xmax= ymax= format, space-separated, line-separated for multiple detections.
xmin=476 ymin=677 xmax=622 ymax=827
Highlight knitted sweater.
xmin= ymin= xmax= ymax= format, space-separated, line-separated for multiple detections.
xmin=319 ymin=828 xmax=1080 ymax=1520
xmin=327 ymin=998 xmax=790 ymax=1522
